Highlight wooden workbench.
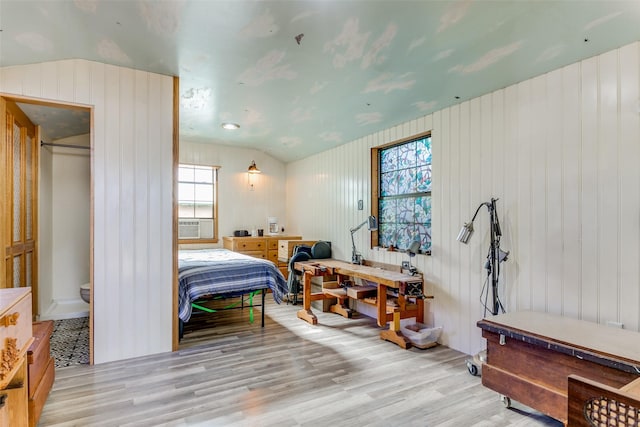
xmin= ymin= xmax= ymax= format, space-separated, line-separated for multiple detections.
xmin=477 ymin=311 xmax=640 ymax=424
xmin=294 ymin=259 xmax=428 ymax=348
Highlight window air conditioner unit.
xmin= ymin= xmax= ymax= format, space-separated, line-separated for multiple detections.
xmin=199 ymin=219 xmax=214 ymax=239
xmin=178 ymin=219 xmax=200 ymax=239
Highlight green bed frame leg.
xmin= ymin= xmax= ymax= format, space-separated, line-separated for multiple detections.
xmin=190 ymin=289 xmax=265 ymax=327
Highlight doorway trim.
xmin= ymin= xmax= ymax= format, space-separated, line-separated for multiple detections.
xmin=1 ymin=93 xmax=95 ymax=364
xmin=172 ymin=76 xmax=179 ymax=351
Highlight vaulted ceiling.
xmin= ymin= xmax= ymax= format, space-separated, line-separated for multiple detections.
xmin=2 ymin=1 xmax=640 ymax=162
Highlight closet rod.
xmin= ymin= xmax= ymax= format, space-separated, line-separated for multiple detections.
xmin=41 ymin=141 xmax=90 ymax=150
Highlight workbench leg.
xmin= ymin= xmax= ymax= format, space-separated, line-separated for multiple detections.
xmin=297 ymin=271 xmax=318 ymax=325
xmin=328 ymin=273 xmax=353 ymax=318
xmin=329 ymin=297 xmax=353 ymax=318
xmin=380 ymin=309 xmax=411 ymax=349
xmin=416 ymin=297 xmax=424 ymax=324
xmin=376 ymin=284 xmax=387 ymax=327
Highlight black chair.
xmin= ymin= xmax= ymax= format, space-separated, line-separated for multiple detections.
xmin=311 ymin=241 xmax=331 ymax=259
xmin=286 ymin=250 xmax=310 ymax=304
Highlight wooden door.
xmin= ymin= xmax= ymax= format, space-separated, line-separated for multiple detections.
xmin=1 ymin=98 xmax=39 ymax=316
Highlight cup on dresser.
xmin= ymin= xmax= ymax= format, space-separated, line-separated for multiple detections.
xmin=257 ymin=229 xmax=264 ymax=236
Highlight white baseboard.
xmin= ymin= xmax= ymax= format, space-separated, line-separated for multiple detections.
xmin=39 ymin=297 xmax=89 ymax=321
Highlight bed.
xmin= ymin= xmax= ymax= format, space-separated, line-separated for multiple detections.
xmin=178 ymin=249 xmax=288 ymax=333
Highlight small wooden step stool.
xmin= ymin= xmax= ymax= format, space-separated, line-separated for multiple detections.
xmin=27 ymin=321 xmax=55 ymax=427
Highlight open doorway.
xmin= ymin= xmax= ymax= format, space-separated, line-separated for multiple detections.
xmin=2 ymin=95 xmax=93 ymax=365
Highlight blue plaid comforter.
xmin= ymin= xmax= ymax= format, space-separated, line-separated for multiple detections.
xmin=178 ymin=249 xmax=288 ymax=322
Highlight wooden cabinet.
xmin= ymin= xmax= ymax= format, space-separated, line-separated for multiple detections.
xmin=0 ymin=288 xmax=33 ymax=427
xmin=223 ymin=235 xmax=302 ymax=278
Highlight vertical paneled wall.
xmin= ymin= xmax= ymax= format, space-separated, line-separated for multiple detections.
xmin=1 ymin=59 xmax=174 ymax=363
xmin=38 ymin=142 xmax=53 ymax=317
xmin=286 ymin=42 xmax=640 ymax=356
xmin=179 ymin=140 xmax=287 ymax=241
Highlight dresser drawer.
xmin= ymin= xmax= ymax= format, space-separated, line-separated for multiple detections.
xmin=267 ymin=250 xmax=279 ymax=264
xmin=278 ymin=240 xmax=316 ymax=261
xmin=235 ymin=240 xmax=265 ymax=251
xmin=243 ymin=251 xmax=266 ymax=259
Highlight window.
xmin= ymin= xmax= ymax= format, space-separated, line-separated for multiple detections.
xmin=372 ymin=133 xmax=431 ymax=254
xmin=178 ymin=164 xmax=218 ymax=242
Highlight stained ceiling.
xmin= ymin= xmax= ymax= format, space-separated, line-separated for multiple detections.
xmin=1 ymin=0 xmax=640 ymax=162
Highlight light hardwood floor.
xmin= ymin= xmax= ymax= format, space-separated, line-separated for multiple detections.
xmin=39 ymin=299 xmax=562 ymax=427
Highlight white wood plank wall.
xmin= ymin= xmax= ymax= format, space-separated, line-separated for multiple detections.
xmin=1 ymin=59 xmax=174 ymax=363
xmin=179 ymin=140 xmax=287 ymax=240
xmin=286 ymin=42 xmax=640 ymax=356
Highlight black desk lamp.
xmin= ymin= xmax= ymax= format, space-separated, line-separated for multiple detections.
xmin=405 ymin=240 xmax=421 ymax=275
xmin=350 ymin=215 xmax=377 ymax=264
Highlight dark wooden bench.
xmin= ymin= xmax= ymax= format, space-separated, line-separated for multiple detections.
xmin=27 ymin=320 xmax=55 ymax=427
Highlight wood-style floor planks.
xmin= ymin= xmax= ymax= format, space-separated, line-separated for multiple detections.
xmin=39 ymin=300 xmax=562 ymax=426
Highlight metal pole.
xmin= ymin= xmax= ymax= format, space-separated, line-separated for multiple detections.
xmin=40 ymin=141 xmax=90 ymax=150
xmin=490 ymin=200 xmax=499 ymax=315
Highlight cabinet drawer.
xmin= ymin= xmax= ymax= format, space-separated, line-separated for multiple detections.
xmin=277 ymin=240 xmax=316 ymax=261
xmin=235 ymin=240 xmax=265 ymax=251
xmin=267 ymin=239 xmax=279 ymax=250
xmin=243 ymin=251 xmax=266 ymax=259
xmin=267 ymin=250 xmax=279 ymax=264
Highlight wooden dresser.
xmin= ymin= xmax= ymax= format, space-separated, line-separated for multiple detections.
xmin=0 ymin=288 xmax=33 ymax=427
xmin=223 ymin=235 xmax=302 ymax=278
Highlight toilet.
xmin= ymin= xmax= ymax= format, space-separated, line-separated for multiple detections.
xmin=80 ymin=283 xmax=91 ymax=303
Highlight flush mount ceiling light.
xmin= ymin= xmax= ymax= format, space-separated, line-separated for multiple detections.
xmin=221 ymin=122 xmax=240 ymax=130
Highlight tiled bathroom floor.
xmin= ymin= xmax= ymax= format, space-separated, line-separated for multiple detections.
xmin=50 ymin=316 xmax=89 ymax=368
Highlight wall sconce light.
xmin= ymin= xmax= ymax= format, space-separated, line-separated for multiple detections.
xmin=248 ymin=160 xmax=261 ymax=174
xmin=247 ymin=160 xmax=261 ymax=190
